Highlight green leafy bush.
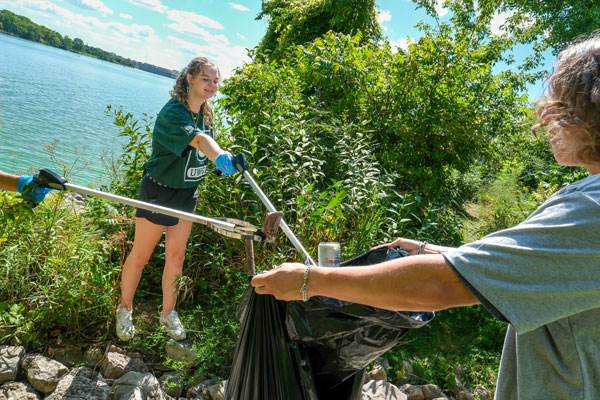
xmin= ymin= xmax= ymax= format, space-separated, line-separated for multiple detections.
xmin=0 ymin=192 xmax=116 ymax=346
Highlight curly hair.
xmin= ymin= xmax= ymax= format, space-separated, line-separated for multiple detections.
xmin=534 ymin=31 xmax=600 ymax=163
xmin=170 ymin=57 xmax=220 ymax=126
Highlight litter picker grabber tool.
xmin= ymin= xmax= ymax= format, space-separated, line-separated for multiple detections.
xmin=232 ymin=154 xmax=317 ymax=266
xmin=33 ymin=168 xmax=282 ymax=274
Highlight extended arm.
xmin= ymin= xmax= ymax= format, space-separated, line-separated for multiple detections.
xmin=189 ymin=133 xmax=223 ymax=162
xmin=0 ymin=170 xmax=19 ymax=192
xmin=0 ymin=170 xmax=53 ymax=202
xmin=371 ymin=237 xmax=456 ymax=255
xmin=189 ymin=133 xmax=237 ymax=176
xmin=251 ymin=255 xmax=479 ymax=311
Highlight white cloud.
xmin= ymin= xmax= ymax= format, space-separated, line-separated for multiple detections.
xmin=120 ymin=13 xmax=132 ymax=20
xmin=128 ymin=0 xmax=167 ymax=14
xmin=236 ymin=32 xmax=246 ymax=40
xmin=2 ymin=0 xmax=161 ymax=46
xmin=390 ymin=38 xmax=413 ymax=53
xmin=490 ymin=12 xmax=513 ymax=36
xmin=229 ymin=3 xmax=250 ymax=12
xmin=66 ymin=0 xmax=113 ymax=16
xmin=434 ymin=0 xmax=448 ymax=17
xmin=377 ymin=10 xmax=391 ymax=24
xmin=166 ymin=35 xmax=250 ymax=78
xmin=166 ymin=10 xmax=229 ymax=45
xmin=108 ymin=22 xmax=162 ymax=44
xmin=0 ymin=0 xmax=245 ymax=72
xmin=167 ymin=9 xmax=224 ymax=30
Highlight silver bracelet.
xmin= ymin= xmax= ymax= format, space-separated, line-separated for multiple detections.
xmin=300 ymin=264 xmax=312 ymax=302
xmin=417 ymin=241 xmax=427 ymax=255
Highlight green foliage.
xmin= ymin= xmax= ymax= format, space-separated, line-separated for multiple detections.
xmin=220 ymin=28 xmax=529 ymax=247
xmin=386 ymin=306 xmax=505 ymax=393
xmin=256 ymin=0 xmax=382 ymax=59
xmin=2 ymin=0 xmax=588 ymax=391
xmin=415 ymin=0 xmax=600 ymax=71
xmin=0 ymin=192 xmax=116 ymax=346
xmin=461 ymin=109 xmax=589 ymax=241
xmin=499 ymin=0 xmax=600 ymax=54
xmin=105 ymin=106 xmax=154 ymax=199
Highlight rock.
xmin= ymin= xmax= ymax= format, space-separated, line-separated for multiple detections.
xmin=165 ymin=339 xmax=198 ymax=369
xmin=206 ymin=380 xmax=226 ymax=400
xmin=83 ymin=346 xmax=105 ymax=367
xmin=101 ymin=351 xmax=148 ymax=380
xmin=456 ymin=390 xmax=476 ymax=400
xmin=421 ymin=383 xmax=446 ymax=399
xmin=114 ymin=386 xmax=145 ymax=400
xmin=188 ymin=370 xmax=208 ymax=387
xmin=362 ymin=380 xmax=408 ymax=400
xmin=366 ymin=364 xmax=387 ymax=381
xmin=112 ymin=371 xmax=163 ymax=400
xmin=186 ymin=378 xmax=215 ymax=399
xmin=158 ymin=370 xmax=185 ymax=398
xmin=45 ymin=366 xmax=111 ymax=400
xmin=399 ymin=383 xmax=425 ymax=400
xmin=395 ymin=360 xmax=414 ymax=384
xmin=47 ymin=345 xmax=84 ymax=367
xmin=474 ymin=384 xmax=491 ymax=400
xmin=0 ymin=346 xmax=26 ymax=384
xmin=0 ymin=381 xmax=40 ymax=400
xmin=20 ymin=354 xmax=68 ymax=393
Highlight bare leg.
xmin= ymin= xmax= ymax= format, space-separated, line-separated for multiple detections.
xmin=162 ymin=219 xmax=194 ymax=315
xmin=119 ymin=218 xmax=165 ymax=309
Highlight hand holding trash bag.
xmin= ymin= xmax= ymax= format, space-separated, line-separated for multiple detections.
xmin=252 ymin=263 xmax=307 ymax=301
xmin=370 ymin=237 xmax=454 ymax=256
xmin=251 ymin=256 xmax=476 ymax=311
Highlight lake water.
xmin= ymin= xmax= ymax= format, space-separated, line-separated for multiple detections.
xmin=0 ymin=33 xmax=175 ymax=186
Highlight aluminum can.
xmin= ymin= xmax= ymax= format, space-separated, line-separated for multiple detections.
xmin=318 ymin=242 xmax=341 ymax=267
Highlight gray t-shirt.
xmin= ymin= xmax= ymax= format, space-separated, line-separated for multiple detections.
xmin=444 ymin=173 xmax=600 ymax=400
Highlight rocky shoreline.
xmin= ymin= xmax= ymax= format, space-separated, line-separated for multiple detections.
xmin=1 ymin=343 xmax=491 ymax=400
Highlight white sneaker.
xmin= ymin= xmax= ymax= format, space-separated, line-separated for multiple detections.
xmin=115 ymin=306 xmax=135 ymax=341
xmin=159 ymin=310 xmax=186 ymax=340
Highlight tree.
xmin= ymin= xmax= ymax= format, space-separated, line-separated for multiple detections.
xmin=219 ymin=26 xmax=528 ymax=244
xmin=62 ymin=35 xmax=73 ymax=51
xmin=501 ymin=0 xmax=600 ymax=53
xmin=414 ymin=0 xmax=600 ymax=55
xmin=256 ymin=0 xmax=382 ymax=59
xmin=72 ymin=38 xmax=84 ymax=52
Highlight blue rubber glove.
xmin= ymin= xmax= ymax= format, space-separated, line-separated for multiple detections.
xmin=17 ymin=175 xmax=52 ymax=203
xmin=215 ymin=152 xmax=237 ymax=176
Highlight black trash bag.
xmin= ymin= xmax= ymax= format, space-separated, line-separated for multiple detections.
xmin=226 ymin=247 xmax=435 ymax=400
xmin=285 ymin=247 xmax=434 ymax=400
xmin=226 ymin=286 xmax=306 ymax=400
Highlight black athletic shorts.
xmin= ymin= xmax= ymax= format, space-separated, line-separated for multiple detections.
xmin=135 ymin=174 xmax=199 ymax=226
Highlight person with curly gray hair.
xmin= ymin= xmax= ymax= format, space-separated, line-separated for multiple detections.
xmin=252 ymin=32 xmax=600 ymax=399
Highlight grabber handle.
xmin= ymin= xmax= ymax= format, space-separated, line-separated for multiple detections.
xmin=233 ymin=153 xmax=248 ymax=174
xmin=34 ymin=168 xmax=68 ymax=190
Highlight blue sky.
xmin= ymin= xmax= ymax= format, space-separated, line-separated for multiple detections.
xmin=1 ymin=0 xmax=553 ymax=95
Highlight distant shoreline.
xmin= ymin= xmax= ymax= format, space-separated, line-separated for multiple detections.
xmin=0 ymin=9 xmax=179 ymax=79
